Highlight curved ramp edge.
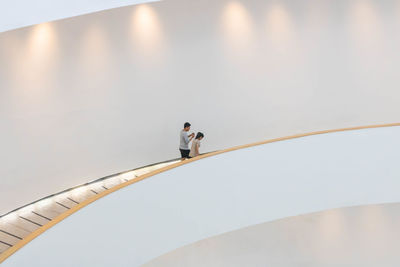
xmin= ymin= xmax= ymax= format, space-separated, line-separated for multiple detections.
xmin=1 ymin=123 xmax=400 ymax=266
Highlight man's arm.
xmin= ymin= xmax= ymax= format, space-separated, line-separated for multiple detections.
xmin=184 ymin=132 xmax=194 ymax=145
xmin=183 ymin=133 xmax=190 ymax=144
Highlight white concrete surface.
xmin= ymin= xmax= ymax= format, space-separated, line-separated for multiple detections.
xmin=144 ymin=203 xmax=400 ymax=267
xmin=2 ymin=126 xmax=400 ymax=266
xmin=1 ymin=0 xmax=400 ymax=216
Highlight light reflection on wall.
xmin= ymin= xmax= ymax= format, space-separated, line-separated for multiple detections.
xmin=265 ymin=4 xmax=294 ymax=46
xmin=358 ymin=205 xmax=390 ymax=253
xmin=349 ymin=0 xmax=382 ymax=46
xmin=9 ymin=22 xmax=59 ymax=102
xmin=78 ymin=23 xmax=116 ymax=108
xmin=314 ymin=209 xmax=349 ymax=262
xmin=28 ymin=23 xmax=55 ymax=57
xmin=263 ymin=2 xmax=301 ymax=72
xmin=131 ymin=4 xmax=163 ymax=55
xmin=304 ymin=0 xmax=329 ymax=31
xmin=348 ymin=0 xmax=384 ymax=74
xmin=80 ymin=24 xmax=111 ymax=76
xmin=221 ymin=1 xmax=254 ymax=49
xmin=318 ymin=209 xmax=347 ymax=242
xmin=26 ymin=23 xmax=58 ymax=85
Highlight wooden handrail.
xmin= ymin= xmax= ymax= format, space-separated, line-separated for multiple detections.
xmin=1 ymin=122 xmax=399 ymax=263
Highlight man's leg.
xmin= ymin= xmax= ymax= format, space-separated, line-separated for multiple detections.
xmin=182 ymin=149 xmax=190 ymax=159
xmin=180 ymin=149 xmax=190 ymax=158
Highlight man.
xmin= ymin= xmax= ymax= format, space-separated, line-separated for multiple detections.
xmin=179 ymin=122 xmax=195 ymax=159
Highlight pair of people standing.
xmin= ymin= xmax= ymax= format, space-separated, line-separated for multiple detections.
xmin=179 ymin=122 xmax=204 ymax=159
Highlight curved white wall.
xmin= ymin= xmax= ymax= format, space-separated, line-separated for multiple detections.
xmin=2 ymin=126 xmax=400 ymax=266
xmin=1 ymin=0 xmax=400 ymax=214
xmin=144 ymin=203 xmax=400 ymax=267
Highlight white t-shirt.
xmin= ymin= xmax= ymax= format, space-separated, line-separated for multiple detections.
xmin=189 ymin=139 xmax=201 ymax=158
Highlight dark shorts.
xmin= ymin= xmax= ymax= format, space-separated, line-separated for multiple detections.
xmin=179 ymin=149 xmax=190 ymax=158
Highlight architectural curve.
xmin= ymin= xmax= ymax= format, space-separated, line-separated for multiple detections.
xmin=0 ymin=0 xmax=159 ymax=33
xmin=1 ymin=123 xmax=400 ymax=265
xmin=144 ymin=203 xmax=400 ymax=267
xmin=2 ymin=0 xmax=400 ymax=216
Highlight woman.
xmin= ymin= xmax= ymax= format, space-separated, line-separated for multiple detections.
xmin=189 ymin=132 xmax=204 ymax=158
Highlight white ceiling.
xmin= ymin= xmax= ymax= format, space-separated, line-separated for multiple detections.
xmin=0 ymin=0 xmax=159 ymax=33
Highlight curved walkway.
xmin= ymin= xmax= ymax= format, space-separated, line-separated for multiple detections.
xmin=1 ymin=123 xmax=400 ymax=265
